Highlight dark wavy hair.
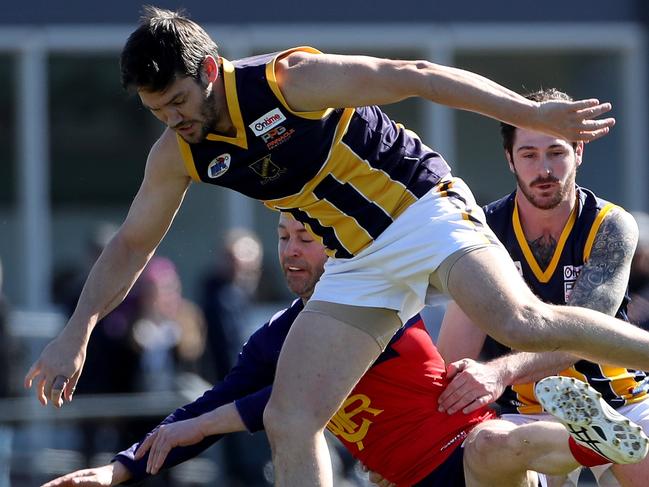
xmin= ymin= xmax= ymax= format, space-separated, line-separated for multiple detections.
xmin=120 ymin=5 xmax=219 ymax=93
xmin=500 ymin=88 xmax=576 ymax=158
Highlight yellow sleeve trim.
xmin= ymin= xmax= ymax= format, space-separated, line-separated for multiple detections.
xmin=583 ymin=203 xmax=618 ymax=262
xmin=266 ymin=46 xmax=333 ymax=120
xmin=176 ymin=134 xmax=201 ymax=182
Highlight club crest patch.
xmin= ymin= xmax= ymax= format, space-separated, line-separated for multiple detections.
xmin=207 ymin=153 xmax=231 ymax=179
xmin=248 ymin=154 xmax=286 ymax=184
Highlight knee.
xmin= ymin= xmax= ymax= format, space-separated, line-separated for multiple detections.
xmin=469 ymin=425 xmax=512 ymax=457
xmin=467 ymin=423 xmax=527 ymax=464
xmin=263 ymin=398 xmax=287 ymax=442
xmin=263 ymin=396 xmax=326 ymax=446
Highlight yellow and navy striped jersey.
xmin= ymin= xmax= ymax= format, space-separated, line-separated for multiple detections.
xmin=177 ymin=47 xmax=451 ymax=258
xmin=481 ymin=186 xmax=646 ymax=414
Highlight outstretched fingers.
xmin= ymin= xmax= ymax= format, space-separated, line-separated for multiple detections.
xmin=24 ymin=361 xmax=48 ymax=406
xmin=572 ymin=101 xmax=615 ymax=142
xmin=576 ymin=101 xmax=612 ymax=118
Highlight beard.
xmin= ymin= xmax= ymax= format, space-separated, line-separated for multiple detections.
xmin=283 ymin=260 xmax=325 ymax=300
xmin=197 ymin=88 xmax=220 ymax=141
xmin=515 ymin=167 xmax=577 ymax=210
xmin=177 ymin=88 xmax=220 ymax=144
xmin=284 ymin=265 xmax=319 ymax=299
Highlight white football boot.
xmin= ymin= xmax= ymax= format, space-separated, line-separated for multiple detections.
xmin=535 ymin=376 xmax=649 ymax=464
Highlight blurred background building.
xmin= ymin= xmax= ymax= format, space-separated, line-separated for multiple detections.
xmin=0 ymin=0 xmax=648 ymax=485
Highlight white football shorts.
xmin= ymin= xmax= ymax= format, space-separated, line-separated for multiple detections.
xmin=310 ymin=176 xmax=503 ymax=323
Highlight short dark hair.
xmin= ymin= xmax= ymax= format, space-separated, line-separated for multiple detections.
xmin=500 ymin=88 xmax=576 ymax=158
xmin=120 ymin=5 xmax=219 ymax=93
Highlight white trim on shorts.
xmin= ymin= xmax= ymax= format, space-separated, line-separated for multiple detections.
xmin=502 ymin=398 xmax=649 ymax=486
xmin=310 ymin=176 xmax=503 ymax=322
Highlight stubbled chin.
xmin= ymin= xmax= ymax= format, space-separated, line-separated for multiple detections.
xmin=178 ymin=133 xmax=199 ymax=144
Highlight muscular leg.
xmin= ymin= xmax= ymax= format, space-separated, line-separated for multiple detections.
xmin=263 ymin=309 xmax=385 ymax=487
xmin=446 ymin=246 xmax=649 ymax=370
xmin=463 ymin=419 xmax=579 ymax=487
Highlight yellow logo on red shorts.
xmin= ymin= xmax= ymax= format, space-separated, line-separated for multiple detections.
xmin=326 ymin=394 xmax=383 ymax=451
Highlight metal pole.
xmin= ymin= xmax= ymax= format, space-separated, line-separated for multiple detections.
xmin=16 ymin=44 xmax=52 ymax=310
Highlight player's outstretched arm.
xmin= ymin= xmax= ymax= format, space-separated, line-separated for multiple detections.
xmin=112 ymin=321 xmax=276 ymax=483
xmin=437 ymin=352 xmax=576 ymax=415
xmin=25 ymin=130 xmax=191 ymax=408
xmin=275 ymin=50 xmax=615 ymax=143
xmin=135 ymin=402 xmax=246 ymax=475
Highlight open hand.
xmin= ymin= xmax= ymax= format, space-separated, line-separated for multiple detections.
xmin=535 ymin=99 xmax=615 ymax=143
xmin=135 ymin=418 xmax=206 ymax=475
xmin=24 ymin=331 xmax=87 ymax=408
xmin=438 ymin=358 xmax=505 ymax=414
xmin=41 ymin=464 xmax=127 ymax=487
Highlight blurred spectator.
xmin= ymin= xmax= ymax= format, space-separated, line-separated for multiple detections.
xmin=628 ymin=211 xmax=649 ymax=329
xmin=200 ymin=228 xmax=263 ymax=383
xmin=131 ymin=256 xmax=207 ymax=392
xmin=124 ymin=256 xmax=207 ymax=487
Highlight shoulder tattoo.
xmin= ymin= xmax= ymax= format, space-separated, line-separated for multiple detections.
xmin=568 ymin=209 xmax=637 ymax=313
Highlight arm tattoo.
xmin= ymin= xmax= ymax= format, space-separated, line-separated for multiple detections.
xmin=568 ymin=210 xmax=636 ymax=315
xmin=528 ymin=234 xmax=557 ymax=269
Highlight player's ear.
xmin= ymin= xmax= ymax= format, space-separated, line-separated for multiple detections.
xmin=201 ymin=55 xmax=219 ymax=84
xmin=574 ymin=141 xmax=584 ymax=168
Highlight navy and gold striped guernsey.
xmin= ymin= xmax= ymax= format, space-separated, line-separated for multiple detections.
xmin=177 ymin=47 xmax=450 ymax=258
xmin=481 ymin=186 xmax=648 ymax=414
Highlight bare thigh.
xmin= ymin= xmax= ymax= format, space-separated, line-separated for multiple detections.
xmin=266 ymin=307 xmax=386 ymax=427
xmin=445 ymin=245 xmax=545 ymax=347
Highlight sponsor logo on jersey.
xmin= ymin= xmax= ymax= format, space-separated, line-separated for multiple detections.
xmin=248 ymin=154 xmax=286 ymax=184
xmin=261 ymin=125 xmax=296 ymax=149
xmin=327 ymin=394 xmax=383 ymax=451
xmin=563 ymin=265 xmax=582 ymax=281
xmin=207 ymin=153 xmax=231 ymax=179
xmin=564 ymin=280 xmax=576 ymax=301
xmin=563 ymin=265 xmax=582 ymax=301
xmin=249 ymin=108 xmax=286 ymax=136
